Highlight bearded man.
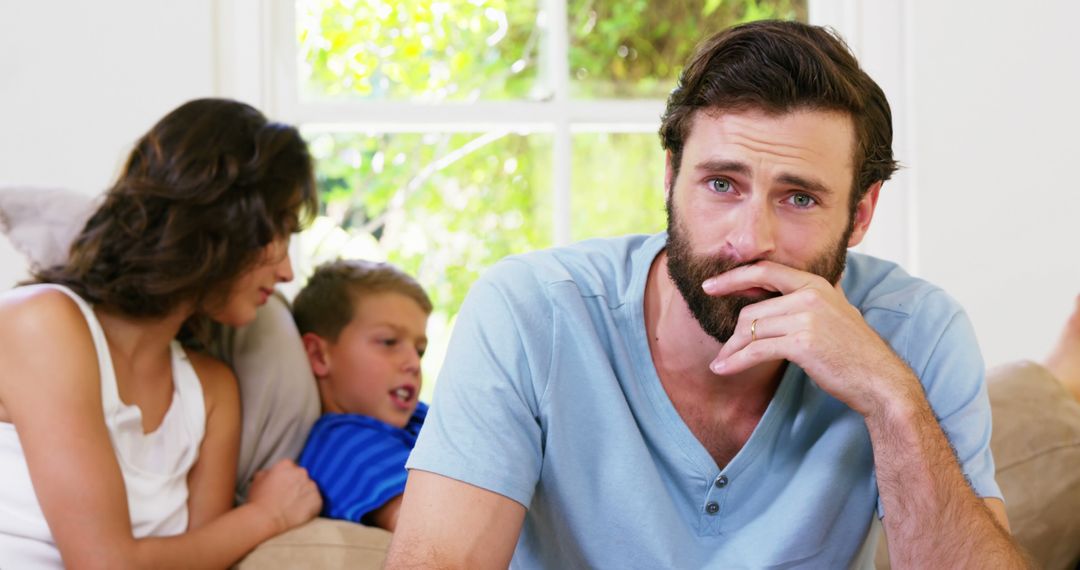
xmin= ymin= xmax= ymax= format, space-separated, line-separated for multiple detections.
xmin=386 ymin=20 xmax=1028 ymax=569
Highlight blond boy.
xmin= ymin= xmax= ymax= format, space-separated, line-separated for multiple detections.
xmin=293 ymin=259 xmax=431 ymax=531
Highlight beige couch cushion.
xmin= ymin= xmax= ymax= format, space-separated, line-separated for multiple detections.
xmin=234 ymin=518 xmax=391 ymax=569
xmin=989 ymin=360 xmax=1080 ymax=568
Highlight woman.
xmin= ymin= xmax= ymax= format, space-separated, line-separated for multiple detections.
xmin=0 ymin=99 xmax=322 ymax=568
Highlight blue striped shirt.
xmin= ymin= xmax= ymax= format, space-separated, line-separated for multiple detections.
xmin=299 ymin=403 xmax=427 ymax=523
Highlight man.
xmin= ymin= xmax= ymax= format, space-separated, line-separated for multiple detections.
xmin=387 ymin=20 xmax=1027 ymax=568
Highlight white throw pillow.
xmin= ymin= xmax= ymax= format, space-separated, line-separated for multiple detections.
xmin=0 ymin=186 xmax=98 ymax=270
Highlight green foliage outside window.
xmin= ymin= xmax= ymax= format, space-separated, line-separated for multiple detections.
xmin=298 ymin=0 xmax=543 ymax=101
xmin=300 ymin=131 xmax=553 ymax=313
xmin=568 ymin=0 xmax=806 ymax=98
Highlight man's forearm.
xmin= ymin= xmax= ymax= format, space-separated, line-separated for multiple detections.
xmin=866 ymin=387 xmax=1029 ymax=569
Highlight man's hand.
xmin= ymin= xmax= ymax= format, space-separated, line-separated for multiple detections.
xmin=703 ymin=260 xmax=918 ymax=417
xmin=705 ymin=261 xmax=1030 ymax=567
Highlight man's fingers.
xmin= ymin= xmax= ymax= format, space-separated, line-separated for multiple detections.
xmin=717 ymin=314 xmax=770 ymax=362
xmin=715 ymin=312 xmax=808 ymax=363
xmin=714 ymin=293 xmax=818 ymax=361
xmin=711 ymin=336 xmax=787 ymax=375
xmin=703 ymin=261 xmax=825 ymax=297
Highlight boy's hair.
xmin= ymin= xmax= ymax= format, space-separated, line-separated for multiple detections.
xmin=293 ymin=259 xmax=433 ymax=342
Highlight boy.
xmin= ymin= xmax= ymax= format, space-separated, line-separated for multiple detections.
xmin=292 ymin=259 xmax=431 ymax=531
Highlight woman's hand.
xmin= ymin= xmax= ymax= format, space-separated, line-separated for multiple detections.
xmin=247 ymin=459 xmax=322 ymax=533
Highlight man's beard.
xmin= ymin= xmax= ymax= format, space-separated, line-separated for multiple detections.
xmin=665 ymin=196 xmax=853 ymax=343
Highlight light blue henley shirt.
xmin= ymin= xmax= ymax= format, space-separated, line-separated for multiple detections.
xmin=408 ymin=232 xmax=1001 ymax=569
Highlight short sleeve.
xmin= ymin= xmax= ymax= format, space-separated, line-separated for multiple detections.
xmin=873 ymin=291 xmax=1002 ymax=517
xmin=299 ymin=417 xmax=414 ymax=523
xmin=406 ymin=260 xmax=552 ymax=508
xmin=915 ymin=303 xmax=1001 ymax=501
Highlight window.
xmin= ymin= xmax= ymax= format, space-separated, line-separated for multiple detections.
xmin=225 ymin=0 xmax=906 ymax=397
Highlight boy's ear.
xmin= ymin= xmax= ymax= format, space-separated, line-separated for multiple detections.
xmin=301 ymin=332 xmax=332 ymax=378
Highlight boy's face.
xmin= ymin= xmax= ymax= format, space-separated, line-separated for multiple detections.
xmin=306 ymin=291 xmax=429 ymax=428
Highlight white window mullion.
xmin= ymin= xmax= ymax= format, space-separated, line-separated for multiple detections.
xmin=811 ymin=0 xmax=912 ymax=271
xmin=284 ymin=100 xmax=665 ymax=131
xmin=855 ymin=0 xmax=914 ymax=273
xmin=269 ymin=0 xmax=300 ymax=121
xmin=808 ymin=0 xmax=859 ymax=44
xmin=545 ymin=0 xmax=572 ymax=246
xmin=213 ymin=0 xmax=281 ymax=112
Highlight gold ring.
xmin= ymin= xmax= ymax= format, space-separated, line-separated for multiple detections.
xmin=750 ymin=318 xmax=758 ymax=342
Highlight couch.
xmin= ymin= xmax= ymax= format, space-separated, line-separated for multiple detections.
xmin=2 ymin=187 xmax=1079 ymax=569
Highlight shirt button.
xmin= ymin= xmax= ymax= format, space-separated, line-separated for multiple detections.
xmin=714 ymin=475 xmax=728 ymax=488
xmin=705 ymin=501 xmax=720 ymax=515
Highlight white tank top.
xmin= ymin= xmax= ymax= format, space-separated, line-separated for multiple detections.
xmin=0 ymin=284 xmax=206 ymax=568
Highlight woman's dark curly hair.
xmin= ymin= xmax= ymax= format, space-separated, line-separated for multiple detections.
xmin=34 ymin=98 xmax=318 ymax=322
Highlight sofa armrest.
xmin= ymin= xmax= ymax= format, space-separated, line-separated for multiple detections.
xmin=234 ymin=518 xmax=391 ymax=569
xmin=988 ymin=360 xmax=1080 ymax=569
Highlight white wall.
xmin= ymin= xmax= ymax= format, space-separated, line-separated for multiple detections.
xmin=2 ymin=0 xmax=1078 ymax=368
xmin=0 ymin=0 xmax=217 ymax=288
xmin=907 ymin=0 xmax=1080 ymax=366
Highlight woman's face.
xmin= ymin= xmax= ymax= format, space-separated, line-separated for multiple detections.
xmin=208 ymin=235 xmax=294 ymax=327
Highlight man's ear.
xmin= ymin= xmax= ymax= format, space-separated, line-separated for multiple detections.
xmin=301 ymin=332 xmax=332 ymax=378
xmin=846 ymin=181 xmax=882 ymax=248
xmin=664 ymin=150 xmax=675 ymax=199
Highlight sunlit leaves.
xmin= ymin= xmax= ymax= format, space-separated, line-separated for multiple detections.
xmin=571 ymin=133 xmax=666 ymax=240
xmin=302 ymin=130 xmax=553 ymax=313
xmin=297 ymin=0 xmax=543 ymax=101
xmin=568 ymin=0 xmax=806 ymax=98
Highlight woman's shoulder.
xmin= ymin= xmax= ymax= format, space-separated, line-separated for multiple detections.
xmin=0 ymin=285 xmax=91 ymax=338
xmin=183 ymin=348 xmax=239 ymax=408
xmin=0 ymin=285 xmax=101 ymax=421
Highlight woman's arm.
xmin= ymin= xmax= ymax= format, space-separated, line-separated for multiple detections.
xmin=0 ymin=289 xmax=320 ymax=569
xmin=185 ymin=352 xmax=241 ymax=529
xmin=1 ymin=288 xmax=146 ymax=567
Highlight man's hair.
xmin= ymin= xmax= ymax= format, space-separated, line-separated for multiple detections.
xmin=35 ymin=98 xmax=318 ymax=320
xmin=293 ymin=259 xmax=433 ymax=342
xmin=659 ymin=20 xmax=899 ymax=209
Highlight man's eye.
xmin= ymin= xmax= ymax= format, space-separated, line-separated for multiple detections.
xmin=789 ymin=193 xmax=816 ymax=208
xmin=709 ymin=178 xmax=732 ymax=193
xmin=381 ymin=338 xmax=398 ymax=347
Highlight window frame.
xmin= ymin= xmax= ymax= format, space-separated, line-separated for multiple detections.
xmin=217 ymin=0 xmax=911 ymax=267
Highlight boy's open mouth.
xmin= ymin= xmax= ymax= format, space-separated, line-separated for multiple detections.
xmin=390 ymin=385 xmax=416 ymax=409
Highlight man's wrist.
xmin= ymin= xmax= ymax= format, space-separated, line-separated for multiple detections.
xmin=860 ymin=367 xmax=926 ymax=426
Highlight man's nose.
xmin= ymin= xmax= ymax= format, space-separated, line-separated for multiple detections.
xmin=727 ymin=199 xmax=776 ymax=262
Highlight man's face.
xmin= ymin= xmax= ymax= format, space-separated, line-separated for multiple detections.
xmin=665 ymin=108 xmax=867 ymax=343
